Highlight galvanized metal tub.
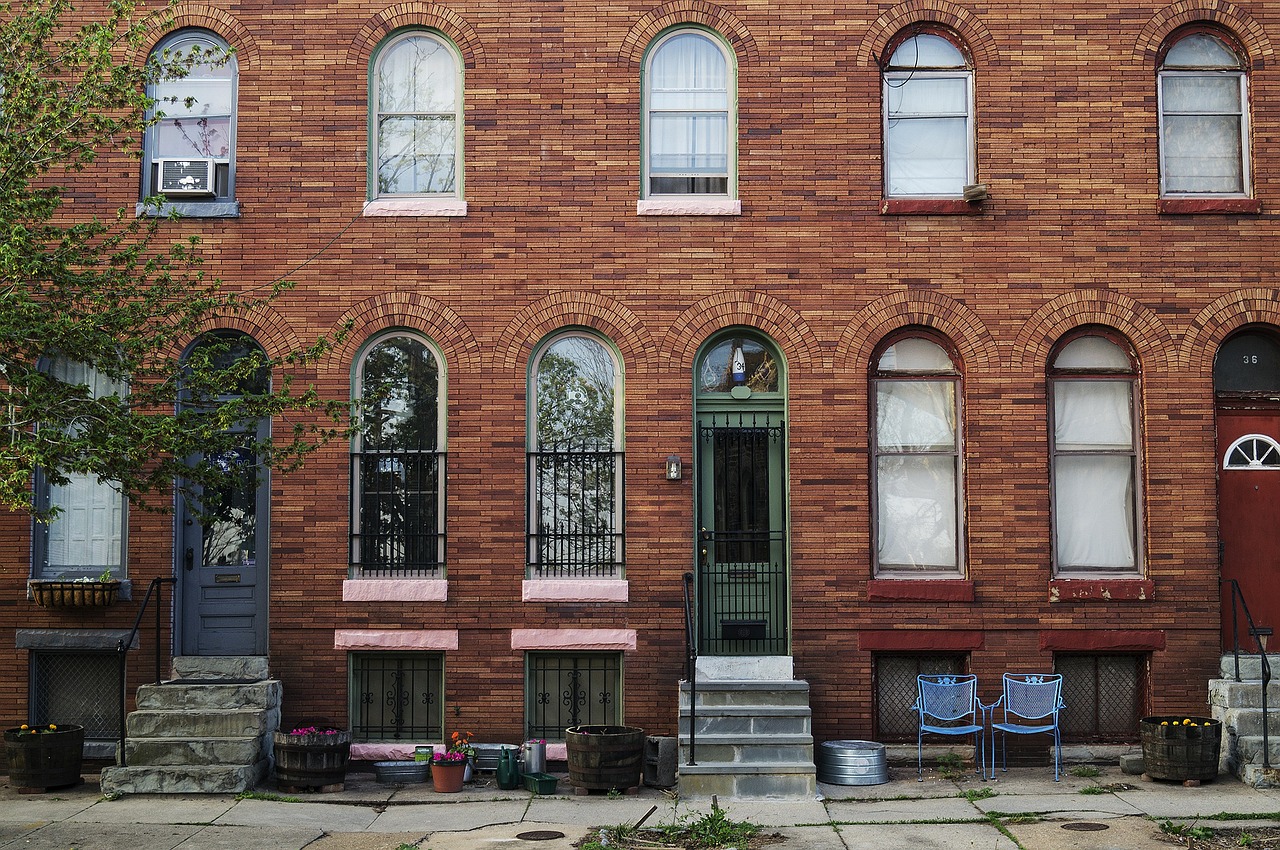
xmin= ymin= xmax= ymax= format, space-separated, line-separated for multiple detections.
xmin=816 ymin=740 xmax=888 ymax=786
xmin=373 ymin=760 xmax=429 ymax=783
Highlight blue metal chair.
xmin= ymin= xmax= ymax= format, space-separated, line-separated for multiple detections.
xmin=913 ymin=674 xmax=985 ymax=781
xmin=989 ymin=673 xmax=1065 ymax=780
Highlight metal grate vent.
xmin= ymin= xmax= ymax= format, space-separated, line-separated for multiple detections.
xmin=874 ymin=654 xmax=964 ymax=741
xmin=31 ymin=651 xmax=121 ymax=740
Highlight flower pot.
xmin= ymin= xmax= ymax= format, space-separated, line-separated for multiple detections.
xmin=29 ymin=580 xmax=121 ymax=608
xmin=431 ymin=760 xmax=467 ymax=792
xmin=3 ymin=724 xmax=84 ymax=791
xmin=565 ymin=725 xmax=644 ymax=791
xmin=1139 ymin=716 xmax=1222 ymax=782
xmin=273 ymin=729 xmax=351 ymax=790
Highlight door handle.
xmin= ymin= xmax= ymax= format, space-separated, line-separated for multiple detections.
xmin=185 ymin=547 xmax=194 ymax=571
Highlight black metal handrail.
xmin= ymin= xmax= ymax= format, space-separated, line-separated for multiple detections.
xmin=682 ymin=570 xmax=697 ymax=766
xmin=116 ymin=576 xmax=176 ymax=767
xmin=1222 ymin=578 xmax=1271 ymax=769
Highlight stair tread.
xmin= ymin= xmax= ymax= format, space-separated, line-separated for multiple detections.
xmin=677 ymin=762 xmax=817 ymax=774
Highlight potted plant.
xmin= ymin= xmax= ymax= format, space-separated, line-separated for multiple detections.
xmin=430 ymin=749 xmax=468 ymax=792
xmin=272 ymin=724 xmax=351 ymax=791
xmin=1139 ymin=716 xmax=1222 ymax=783
xmin=3 ymin=723 xmax=85 ymax=791
xmin=29 ymin=568 xmax=122 ymax=608
xmin=449 ymin=730 xmax=477 ymax=781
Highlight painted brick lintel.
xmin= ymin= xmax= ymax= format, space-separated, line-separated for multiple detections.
xmin=1048 ymin=579 xmax=1154 ymax=602
xmin=1039 ymin=629 xmax=1167 ymax=652
xmin=858 ymin=629 xmax=984 ymax=652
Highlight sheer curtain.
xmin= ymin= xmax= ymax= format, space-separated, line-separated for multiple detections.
xmin=377 ymin=36 xmax=457 ymax=194
xmin=885 ymin=76 xmax=969 ymax=195
xmin=648 ymin=34 xmax=728 ymax=181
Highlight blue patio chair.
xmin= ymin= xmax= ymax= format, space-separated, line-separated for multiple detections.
xmin=913 ymin=674 xmax=986 ymax=781
xmin=989 ymin=673 xmax=1065 ymax=781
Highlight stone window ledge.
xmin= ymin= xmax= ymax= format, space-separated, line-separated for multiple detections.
xmin=637 ymin=198 xmax=741 ymax=216
xmin=334 ymin=629 xmax=458 ymax=650
xmin=342 ymin=579 xmax=447 ymax=602
xmin=16 ymin=628 xmax=138 ymax=650
xmin=510 ymin=628 xmax=636 ymax=651
xmin=1158 ymin=197 xmax=1260 ymax=215
xmin=1048 ymin=578 xmax=1153 ymax=602
xmin=363 ymin=198 xmax=467 ymax=217
xmin=880 ymin=198 xmax=983 ymax=215
xmin=868 ymin=579 xmax=974 ymax=602
xmin=137 ymin=201 xmax=241 ymax=218
xmin=522 ymin=579 xmax=628 ymax=602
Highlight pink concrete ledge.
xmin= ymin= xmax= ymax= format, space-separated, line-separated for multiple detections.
xmin=350 ymin=742 xmax=432 ymax=761
xmin=510 ymin=628 xmax=637 ymax=651
xmin=522 ymin=579 xmax=629 ymax=602
xmin=636 ymin=198 xmax=741 ymax=216
xmin=363 ymin=198 xmax=468 ymax=217
xmin=342 ymin=579 xmax=448 ymax=602
xmin=334 ymin=629 xmax=459 ymax=650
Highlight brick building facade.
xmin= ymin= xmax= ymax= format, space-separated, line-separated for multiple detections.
xmin=5 ymin=0 xmax=1279 ymax=765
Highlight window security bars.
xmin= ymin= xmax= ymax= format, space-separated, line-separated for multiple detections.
xmin=527 ymin=443 xmax=624 ymax=578
xmin=875 ymin=654 xmax=964 ymax=741
xmin=350 ymin=653 xmax=443 ymax=741
xmin=1055 ymin=654 xmax=1144 ymax=742
xmin=351 ymin=449 xmax=444 ymax=577
xmin=32 ymin=651 xmax=121 ymax=740
xmin=526 ymin=653 xmax=622 ymax=740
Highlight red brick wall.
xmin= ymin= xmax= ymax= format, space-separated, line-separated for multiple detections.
xmin=4 ymin=0 xmax=1273 ymax=742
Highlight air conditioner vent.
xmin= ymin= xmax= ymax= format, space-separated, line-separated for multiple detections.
xmin=157 ymin=159 xmax=215 ymax=195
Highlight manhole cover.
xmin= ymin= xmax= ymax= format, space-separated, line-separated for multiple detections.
xmin=1061 ymin=822 xmax=1110 ymax=832
xmin=516 ymin=831 xmax=566 ymax=841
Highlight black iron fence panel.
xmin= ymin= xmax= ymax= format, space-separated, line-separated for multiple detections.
xmin=527 ymin=446 xmax=624 ymax=578
xmin=697 ymin=529 xmax=789 ymax=656
xmin=350 ymin=449 xmax=445 ymax=577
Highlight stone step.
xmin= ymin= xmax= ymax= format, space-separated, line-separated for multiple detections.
xmin=679 ymin=680 xmax=812 ymax=708
xmin=677 ymin=761 xmax=817 ymax=799
xmin=127 ymin=709 xmax=271 ymax=739
xmin=1218 ymin=654 xmax=1280 ymax=682
xmin=100 ymin=761 xmax=267 ymax=795
xmin=137 ymin=680 xmax=282 ymax=711
xmin=1219 ymin=708 xmax=1280 ymax=737
xmin=1209 ymin=679 xmax=1280 ymax=709
xmin=679 ymin=706 xmax=811 ymax=738
xmin=122 ymin=736 xmax=263 ymax=766
xmin=171 ymin=656 xmax=270 ymax=682
xmin=1234 ymin=735 xmax=1280 ymax=766
xmin=1240 ymin=764 xmax=1280 ymax=788
xmin=678 ymin=739 xmax=813 ymax=766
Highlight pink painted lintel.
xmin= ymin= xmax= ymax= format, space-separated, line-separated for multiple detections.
xmin=334 ymin=629 xmax=459 ymax=650
xmin=522 ymin=579 xmax=629 ymax=602
xmin=510 ymin=628 xmax=637 ymax=651
xmin=342 ymin=579 xmax=448 ymax=602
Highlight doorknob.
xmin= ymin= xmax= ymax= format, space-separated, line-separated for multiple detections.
xmin=185 ymin=547 xmax=194 ymax=571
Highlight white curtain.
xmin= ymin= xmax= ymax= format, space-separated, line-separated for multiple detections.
xmin=885 ymin=75 xmax=968 ymax=195
xmin=1054 ymin=380 xmax=1131 ymax=451
xmin=1054 ymin=455 xmax=1135 ymax=570
xmin=648 ymin=34 xmax=728 ymax=177
xmin=1161 ymin=75 xmax=1244 ymax=193
xmin=877 ymin=381 xmax=956 ymax=451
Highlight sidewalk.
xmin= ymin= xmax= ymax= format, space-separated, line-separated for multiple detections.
xmin=1 ymin=764 xmax=1277 ymax=850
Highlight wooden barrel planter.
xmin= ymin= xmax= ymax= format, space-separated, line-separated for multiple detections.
xmin=566 ymin=725 xmax=644 ymax=793
xmin=3 ymin=724 xmax=85 ymax=792
xmin=273 ymin=728 xmax=351 ymax=791
xmin=1140 ymin=716 xmax=1222 ymax=783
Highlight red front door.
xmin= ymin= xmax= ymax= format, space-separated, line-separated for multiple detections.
xmin=1217 ymin=409 xmax=1280 ymax=650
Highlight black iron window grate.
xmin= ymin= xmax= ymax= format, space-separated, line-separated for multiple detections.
xmin=351 ymin=449 xmax=445 ymax=577
xmin=874 ymin=654 xmax=965 ymax=741
xmin=31 ymin=651 xmax=121 ymax=740
xmin=527 ymin=444 xmax=624 ymax=578
xmin=350 ymin=653 xmax=443 ymax=741
xmin=1056 ymin=654 xmax=1144 ymax=742
xmin=526 ymin=652 xmax=622 ymax=740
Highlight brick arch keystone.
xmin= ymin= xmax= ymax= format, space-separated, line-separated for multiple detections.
xmin=856 ymin=0 xmax=999 ymax=68
xmin=657 ymin=291 xmax=822 ymax=376
xmin=325 ymin=292 xmax=481 ymax=378
xmin=618 ymin=1 xmax=759 ymax=66
xmin=494 ymin=292 xmax=657 ymax=375
xmin=835 ymin=291 xmax=998 ymax=373
xmin=1010 ymin=290 xmax=1175 ymax=375
xmin=348 ymin=3 xmax=483 ymax=68
xmin=1179 ymin=289 xmax=1280 ymax=376
xmin=1134 ymin=1 xmax=1272 ymax=69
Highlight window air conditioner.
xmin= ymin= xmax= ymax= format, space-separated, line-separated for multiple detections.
xmin=157 ymin=158 xmax=215 ymax=195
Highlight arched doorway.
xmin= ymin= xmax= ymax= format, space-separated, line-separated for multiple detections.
xmin=1215 ymin=329 xmax=1280 ymax=651
xmin=176 ymin=331 xmax=271 ymax=656
xmin=693 ymin=331 xmax=789 ymax=657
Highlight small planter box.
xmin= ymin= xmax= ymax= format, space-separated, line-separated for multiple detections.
xmin=29 ymin=580 xmax=121 ymax=609
xmin=524 ymin=771 xmax=559 ymax=794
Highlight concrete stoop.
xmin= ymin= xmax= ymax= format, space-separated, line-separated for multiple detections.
xmin=677 ymin=679 xmax=817 ymax=798
xmin=100 ymin=656 xmax=281 ymax=795
xmin=1209 ymin=653 xmax=1280 ymax=787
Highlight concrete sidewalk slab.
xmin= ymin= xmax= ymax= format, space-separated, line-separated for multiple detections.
xmin=0 ymin=821 xmax=201 ymax=850
xmin=304 ymin=833 xmax=428 ymax=850
xmin=1113 ymin=783 xmax=1280 ymax=818
xmin=826 ymin=795 xmax=984 ymax=823
xmin=1005 ymin=817 xmax=1173 ymax=850
xmin=66 ymin=794 xmax=236 ymax=824
xmin=835 ymin=822 xmax=1016 ymax=849
xmin=213 ymin=799 xmax=379 ymax=831
xmin=422 ymin=821 xmax=590 ymax=850
xmin=717 ymin=799 xmax=830 ymax=827
xmin=526 ymin=794 xmax=679 ymax=826
xmin=972 ymin=793 xmax=1144 ymax=817
xmin=172 ymin=824 xmax=328 ymax=850
xmin=773 ymin=824 xmax=852 ymax=850
xmin=0 ymin=795 xmax=98 ymax=823
xmin=368 ymin=799 xmax=529 ymax=831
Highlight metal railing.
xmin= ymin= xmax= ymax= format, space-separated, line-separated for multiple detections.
xmin=1222 ymin=578 xmax=1272 ymax=769
xmin=682 ymin=571 xmax=697 ymax=766
xmin=526 ymin=446 xmax=624 ymax=578
xmin=350 ymin=449 xmax=445 ymax=577
xmin=116 ymin=576 xmax=175 ymax=767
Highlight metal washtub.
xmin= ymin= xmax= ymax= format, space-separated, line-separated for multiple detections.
xmin=816 ymin=740 xmax=889 ymax=785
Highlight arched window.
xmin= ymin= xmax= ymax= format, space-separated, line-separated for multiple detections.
xmin=882 ymin=29 xmax=975 ymax=198
xmin=144 ymin=30 xmax=237 ymax=211
xmin=371 ymin=31 xmax=463 ymax=198
xmin=643 ymin=28 xmax=735 ymax=198
xmin=32 ymin=359 xmax=128 ymax=580
xmin=351 ymin=332 xmax=446 ymax=576
xmin=1158 ymin=27 xmax=1249 ymax=196
xmin=1049 ymin=331 xmax=1142 ymax=575
xmin=527 ymin=332 xmax=623 ymax=578
xmin=871 ymin=333 xmax=963 ymax=575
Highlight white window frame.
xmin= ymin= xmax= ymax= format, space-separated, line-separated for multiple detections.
xmin=1048 ymin=333 xmax=1144 ymax=577
xmin=871 ymin=334 xmax=964 ymax=577
xmin=882 ymin=30 xmax=975 ymax=198
xmin=369 ymin=30 xmax=464 ymax=200
xmin=1157 ymin=29 xmax=1250 ymax=197
xmin=641 ymin=27 xmax=737 ymax=199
